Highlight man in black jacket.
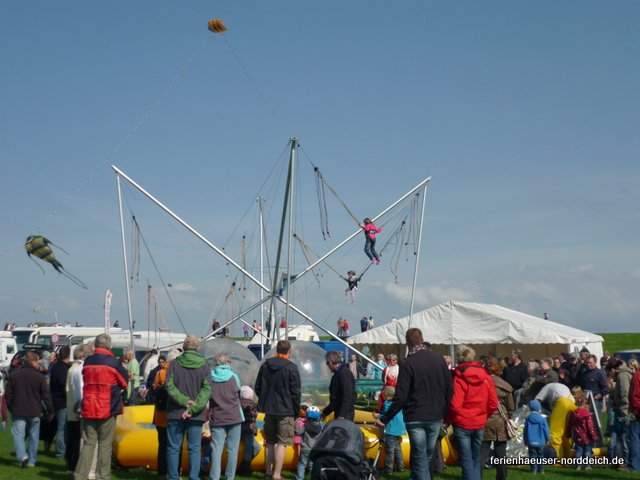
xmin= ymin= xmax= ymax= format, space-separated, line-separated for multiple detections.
xmin=322 ymin=350 xmax=356 ymax=421
xmin=6 ymin=351 xmax=55 ymax=468
xmin=255 ymin=340 xmax=301 ymax=480
xmin=376 ymin=328 xmax=453 ymax=480
xmin=502 ymin=349 xmax=529 ymax=391
xmin=49 ymin=345 xmax=71 ymax=458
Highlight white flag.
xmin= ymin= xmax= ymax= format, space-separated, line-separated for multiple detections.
xmin=105 ymin=289 xmax=113 ymax=333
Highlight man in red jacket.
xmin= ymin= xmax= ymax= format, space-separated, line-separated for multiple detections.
xmin=446 ymin=345 xmax=499 ymax=480
xmin=6 ymin=351 xmax=55 ymax=468
xmin=73 ymin=334 xmax=128 ymax=480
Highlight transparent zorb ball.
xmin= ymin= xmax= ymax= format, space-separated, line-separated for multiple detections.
xmin=261 ymin=340 xmax=332 ymax=407
xmin=201 ymin=337 xmax=261 ymax=390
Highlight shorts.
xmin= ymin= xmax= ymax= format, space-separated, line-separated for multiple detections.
xmin=263 ymin=414 xmax=295 ymax=446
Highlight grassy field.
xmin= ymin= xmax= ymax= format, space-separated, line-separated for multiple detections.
xmin=601 ymin=332 xmax=640 ymax=355
xmin=0 ymin=423 xmax=636 ymax=480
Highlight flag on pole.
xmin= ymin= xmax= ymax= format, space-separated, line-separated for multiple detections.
xmin=105 ymin=289 xmax=113 ymax=334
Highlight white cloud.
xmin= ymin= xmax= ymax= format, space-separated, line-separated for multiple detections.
xmin=384 ymin=282 xmax=475 ymax=306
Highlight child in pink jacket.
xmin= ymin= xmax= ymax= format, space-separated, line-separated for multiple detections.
xmin=361 ymin=218 xmax=382 ymax=264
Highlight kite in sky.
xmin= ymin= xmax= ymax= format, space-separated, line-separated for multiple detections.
xmin=208 ymin=19 xmax=227 ymax=33
xmin=25 ymin=235 xmax=87 ymax=289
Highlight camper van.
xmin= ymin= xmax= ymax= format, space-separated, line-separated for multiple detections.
xmin=11 ymin=326 xmax=123 ymax=351
xmin=98 ymin=330 xmax=187 ymax=359
xmin=0 ymin=331 xmax=18 ymax=371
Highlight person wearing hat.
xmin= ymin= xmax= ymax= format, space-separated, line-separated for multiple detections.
xmin=238 ymin=385 xmax=261 ymax=476
xmin=524 ymin=400 xmax=550 ymax=474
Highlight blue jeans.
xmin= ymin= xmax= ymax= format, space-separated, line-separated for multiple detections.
xmin=384 ymin=434 xmax=405 ymax=473
xmin=167 ymin=419 xmax=204 ymax=480
xmin=241 ymin=433 xmax=261 ymax=462
xmin=405 ymin=421 xmax=441 ymax=480
xmin=210 ymin=423 xmax=241 ymax=480
xmin=528 ymin=445 xmax=545 ymax=473
xmin=295 ymin=448 xmax=312 ymax=480
xmin=11 ymin=415 xmax=41 ymax=466
xmin=574 ymin=443 xmax=593 ymax=467
xmin=628 ymin=420 xmax=640 ymax=471
xmin=608 ymin=417 xmax=628 ymax=465
xmin=364 ymin=237 xmax=379 ymax=261
xmin=55 ymin=408 xmax=67 ymax=458
xmin=453 ymin=426 xmax=484 ymax=480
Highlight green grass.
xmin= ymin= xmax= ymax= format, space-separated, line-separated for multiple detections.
xmin=0 ymin=422 xmax=636 ymax=480
xmin=601 ymin=332 xmax=640 ymax=355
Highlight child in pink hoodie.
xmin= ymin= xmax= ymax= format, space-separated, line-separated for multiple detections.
xmin=361 ymin=218 xmax=382 ymax=264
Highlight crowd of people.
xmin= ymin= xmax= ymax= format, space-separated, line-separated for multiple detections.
xmin=2 ymin=329 xmax=640 ymax=480
xmin=344 ymin=333 xmax=640 ymax=479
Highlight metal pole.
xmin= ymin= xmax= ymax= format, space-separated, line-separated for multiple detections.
xmin=116 ymin=174 xmax=136 ymax=351
xmin=258 ymin=196 xmax=265 ymax=357
xmin=112 ymin=166 xmax=270 ymax=294
xmin=285 ymin=140 xmax=296 ymax=338
xmin=268 ymin=138 xmax=296 ymax=342
xmin=409 ymin=183 xmax=429 ymax=323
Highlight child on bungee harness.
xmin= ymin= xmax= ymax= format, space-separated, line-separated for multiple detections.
xmin=341 ymin=270 xmax=363 ymax=303
xmin=360 ymin=218 xmax=382 ymax=264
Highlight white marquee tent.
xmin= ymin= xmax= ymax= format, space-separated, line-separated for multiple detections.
xmin=348 ymin=301 xmax=604 ymax=361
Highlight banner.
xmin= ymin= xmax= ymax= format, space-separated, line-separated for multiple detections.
xmin=104 ymin=289 xmax=113 ymax=334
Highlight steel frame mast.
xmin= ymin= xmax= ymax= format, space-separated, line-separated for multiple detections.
xmin=112 ymin=140 xmax=431 ymax=367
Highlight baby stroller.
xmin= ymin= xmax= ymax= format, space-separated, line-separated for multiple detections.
xmin=309 ymin=419 xmax=372 ymax=480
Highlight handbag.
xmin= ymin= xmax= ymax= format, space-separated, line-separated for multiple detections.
xmin=497 ymin=403 xmax=518 ymax=439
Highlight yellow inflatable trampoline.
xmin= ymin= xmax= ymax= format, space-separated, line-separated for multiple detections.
xmin=114 ymin=404 xmax=604 ymax=472
xmin=114 ymin=406 xmax=451 ymax=471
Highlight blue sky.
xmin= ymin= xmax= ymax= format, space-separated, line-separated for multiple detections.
xmin=2 ymin=1 xmax=639 ymax=337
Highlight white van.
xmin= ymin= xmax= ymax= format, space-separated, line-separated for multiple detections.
xmin=0 ymin=331 xmax=18 ymax=371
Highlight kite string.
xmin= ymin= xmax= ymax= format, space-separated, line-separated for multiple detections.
xmin=220 ymin=34 xmax=277 ymax=119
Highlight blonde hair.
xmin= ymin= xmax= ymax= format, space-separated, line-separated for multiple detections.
xmin=383 ymin=386 xmax=396 ymax=401
xmin=456 ymin=345 xmax=476 ymax=364
xmin=571 ymin=386 xmax=587 ymax=407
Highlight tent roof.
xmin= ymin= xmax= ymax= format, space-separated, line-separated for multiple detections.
xmin=347 ymin=301 xmax=604 ymax=346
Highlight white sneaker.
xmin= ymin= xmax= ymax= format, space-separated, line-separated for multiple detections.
xmin=88 ymin=472 xmax=97 ymax=479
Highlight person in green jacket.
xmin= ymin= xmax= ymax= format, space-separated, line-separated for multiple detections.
xmin=165 ymin=336 xmax=211 ymax=480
